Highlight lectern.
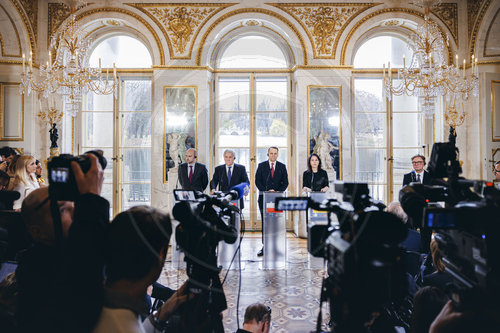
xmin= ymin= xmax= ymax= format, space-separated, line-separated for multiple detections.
xmin=217 ymin=200 xmax=242 ymax=270
xmin=262 ymin=191 xmax=287 ymax=269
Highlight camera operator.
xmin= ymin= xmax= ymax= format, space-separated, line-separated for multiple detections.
xmin=93 ymin=206 xmax=192 ymax=333
xmin=0 ymin=147 xmax=16 ymax=173
xmin=15 ymin=153 xmax=109 ymax=333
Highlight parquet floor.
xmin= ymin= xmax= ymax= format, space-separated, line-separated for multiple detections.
xmin=160 ymin=232 xmax=331 ymax=333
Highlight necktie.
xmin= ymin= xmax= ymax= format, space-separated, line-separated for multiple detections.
xmin=227 ymin=166 xmax=232 ymax=185
xmin=189 ymin=165 xmax=193 ymax=183
xmin=417 ymin=173 xmax=421 ymax=183
xmin=271 ymin=163 xmax=275 ymax=178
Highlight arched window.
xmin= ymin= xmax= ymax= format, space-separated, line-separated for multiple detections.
xmin=217 ymin=35 xmax=288 ymax=69
xmin=88 ymin=35 xmax=152 ymax=68
xmin=352 ymin=34 xmax=428 ymax=203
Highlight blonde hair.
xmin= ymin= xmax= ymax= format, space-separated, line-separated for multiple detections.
xmin=13 ymin=155 xmax=36 ymax=187
xmin=430 ymin=239 xmax=446 ymax=273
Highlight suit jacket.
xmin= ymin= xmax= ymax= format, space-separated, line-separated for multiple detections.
xmin=255 ymin=160 xmax=288 ymax=195
xmin=402 ymin=170 xmax=432 ymax=186
xmin=178 ymin=162 xmax=208 ymax=192
xmin=302 ymin=169 xmax=329 ymax=191
xmin=210 ymin=163 xmax=249 ymax=208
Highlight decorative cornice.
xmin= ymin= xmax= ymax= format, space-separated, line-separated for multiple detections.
xmin=196 ymin=8 xmax=308 ymax=66
xmin=340 ymin=8 xmax=452 ymax=66
xmin=0 ymin=60 xmax=23 ymax=65
xmin=9 ymin=0 xmax=36 ymax=63
xmin=470 ymin=0 xmax=493 ymax=58
xmin=74 ymin=7 xmax=165 ymax=65
xmin=268 ymin=3 xmax=378 ymax=59
xmin=48 ymin=2 xmax=88 ymax=47
xmin=468 ymin=0 xmax=485 ymax=39
xmin=127 ymin=3 xmax=234 ymax=60
xmin=431 ymin=2 xmax=458 ymax=46
xmin=18 ymin=0 xmax=37 ymax=43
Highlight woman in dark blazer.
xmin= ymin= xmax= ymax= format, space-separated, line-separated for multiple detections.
xmin=302 ymin=153 xmax=329 ymax=192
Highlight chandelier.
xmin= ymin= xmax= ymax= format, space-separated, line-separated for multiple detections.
xmin=383 ymin=1 xmax=479 ymax=120
xmin=20 ymin=2 xmax=117 ymax=116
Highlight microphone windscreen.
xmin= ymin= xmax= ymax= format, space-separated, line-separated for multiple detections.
xmin=229 ymin=182 xmax=250 ymax=200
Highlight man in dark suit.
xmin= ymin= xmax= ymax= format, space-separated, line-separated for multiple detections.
xmin=402 ymin=154 xmax=432 ymax=186
xmin=178 ymin=148 xmax=208 ymax=192
xmin=255 ymin=147 xmax=288 ymax=256
xmin=210 ymin=149 xmax=249 ymax=208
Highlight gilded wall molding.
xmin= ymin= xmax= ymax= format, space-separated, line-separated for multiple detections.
xmin=340 ymin=8 xmax=452 ymax=66
xmin=9 ymin=0 xmax=35 ymax=63
xmin=468 ymin=0 xmax=485 ymax=40
xmin=18 ymin=0 xmax=37 ymax=42
xmin=431 ymin=2 xmax=458 ymax=46
xmin=470 ymin=0 xmax=493 ymax=58
xmin=196 ymin=8 xmax=308 ymax=66
xmin=48 ymin=2 xmax=88 ymax=46
xmin=268 ymin=3 xmax=378 ymax=59
xmin=0 ymin=3 xmax=22 ymax=57
xmin=127 ymin=3 xmax=234 ymax=60
xmin=74 ymin=7 xmax=165 ymax=65
xmin=483 ymin=8 xmax=500 ymax=57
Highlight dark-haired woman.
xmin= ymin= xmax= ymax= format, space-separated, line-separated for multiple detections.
xmin=302 ymin=153 xmax=329 ymax=192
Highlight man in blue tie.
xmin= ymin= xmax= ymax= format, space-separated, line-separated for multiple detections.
xmin=255 ymin=147 xmax=288 ymax=256
xmin=210 ymin=149 xmax=249 ymax=208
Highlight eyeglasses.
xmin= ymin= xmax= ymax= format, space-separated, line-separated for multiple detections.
xmin=412 ymin=161 xmax=424 ymax=164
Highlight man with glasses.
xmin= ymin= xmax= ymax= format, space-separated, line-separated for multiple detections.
xmin=236 ymin=303 xmax=271 ymax=333
xmin=403 ymin=154 xmax=432 ymax=186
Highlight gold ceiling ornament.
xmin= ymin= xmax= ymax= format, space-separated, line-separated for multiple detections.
xmin=384 ymin=0 xmax=479 ymax=119
xmin=18 ymin=0 xmax=38 ymax=45
xmin=430 ymin=2 xmax=458 ymax=46
xmin=245 ymin=20 xmax=260 ymax=26
xmin=270 ymin=3 xmax=376 ymax=59
xmin=128 ymin=3 xmax=233 ymax=59
xmin=48 ymin=1 xmax=88 ymax=47
xmin=383 ymin=20 xmax=401 ymax=26
xmin=467 ymin=0 xmax=485 ymax=39
xmin=444 ymin=98 xmax=466 ymax=129
xmin=22 ymin=1 xmax=118 ymax=117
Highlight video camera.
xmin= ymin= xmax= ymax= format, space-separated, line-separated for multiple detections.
xmin=277 ymin=183 xmax=410 ymax=332
xmin=400 ymin=137 xmax=500 ymax=312
xmin=47 ymin=150 xmax=107 ymax=201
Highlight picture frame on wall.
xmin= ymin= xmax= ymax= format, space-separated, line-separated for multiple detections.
xmin=163 ymin=86 xmax=197 ymax=183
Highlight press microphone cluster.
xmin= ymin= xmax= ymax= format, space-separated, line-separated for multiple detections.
xmin=221 ymin=182 xmax=250 ymax=204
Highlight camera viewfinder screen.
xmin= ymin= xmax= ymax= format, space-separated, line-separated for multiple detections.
xmin=426 ymin=211 xmax=456 ymax=228
xmin=174 ymin=190 xmax=196 ymax=201
xmin=50 ymin=168 xmax=69 ymax=183
xmin=276 ymin=199 xmax=309 ymax=211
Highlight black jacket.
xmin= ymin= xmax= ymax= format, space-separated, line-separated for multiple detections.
xmin=210 ymin=163 xmax=249 ymax=208
xmin=255 ymin=160 xmax=288 ymax=194
xmin=402 ymin=170 xmax=432 ymax=186
xmin=178 ymin=162 xmax=209 ymax=192
xmin=302 ymin=169 xmax=329 ymax=191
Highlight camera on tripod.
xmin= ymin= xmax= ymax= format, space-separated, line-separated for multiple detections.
xmin=400 ymin=140 xmax=500 ymax=312
xmin=277 ymin=183 xmax=410 ymax=332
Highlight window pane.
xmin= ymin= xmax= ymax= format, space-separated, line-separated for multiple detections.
xmin=218 ymin=77 xmax=249 ymax=111
xmin=218 ymin=113 xmax=250 ymax=147
xmin=256 ymin=77 xmax=287 ymax=111
xmin=122 ymin=80 xmax=151 ymax=111
xmin=82 ymin=112 xmax=113 ymax=147
xmin=393 ymin=113 xmax=421 ymax=147
xmin=89 ymin=35 xmax=152 ymax=68
xmin=256 ymin=113 xmax=287 ymax=147
xmin=85 ymin=92 xmax=113 ymax=111
xmin=392 ymin=90 xmax=419 ymax=111
xmin=121 ymin=148 xmax=151 ymax=181
xmin=353 ymin=36 xmax=413 ymax=68
xmin=355 ymin=149 xmax=386 ymax=183
xmin=355 ymin=79 xmax=384 ymax=112
xmin=121 ymin=113 xmax=151 ymax=147
xmin=122 ymin=184 xmax=151 ymax=210
xmin=101 ymin=183 xmax=113 ymax=216
xmin=219 ymin=36 xmax=288 ymax=68
xmin=393 ymin=148 xmax=423 ymax=186
xmin=355 ymin=113 xmax=386 ymax=147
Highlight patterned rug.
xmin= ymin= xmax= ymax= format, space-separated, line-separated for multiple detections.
xmin=160 ymin=234 xmax=331 ymax=332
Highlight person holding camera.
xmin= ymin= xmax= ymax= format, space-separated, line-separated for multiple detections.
xmin=16 ymin=153 xmax=109 ymax=333
xmin=403 ymin=154 xmax=432 ymax=186
xmin=0 ymin=147 xmax=16 ymax=173
xmin=11 ymin=155 xmax=39 ymax=211
xmin=178 ymin=148 xmax=209 ymax=192
xmin=302 ymin=153 xmax=329 ymax=192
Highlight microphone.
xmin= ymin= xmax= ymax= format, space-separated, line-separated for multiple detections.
xmin=226 ymin=182 xmax=250 ymax=201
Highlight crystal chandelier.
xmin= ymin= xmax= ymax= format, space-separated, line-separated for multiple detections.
xmin=383 ymin=1 xmax=479 ymax=120
xmin=20 ymin=2 xmax=117 ymax=117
